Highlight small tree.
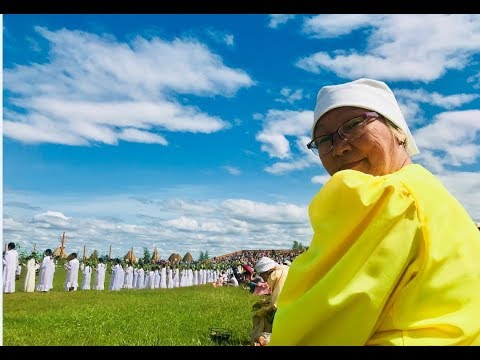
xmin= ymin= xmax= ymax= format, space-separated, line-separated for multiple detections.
xmin=198 ymin=250 xmax=210 ymax=261
xmin=143 ymin=247 xmax=151 ymax=264
xmin=292 ymin=241 xmax=308 ymax=251
xmin=90 ymin=250 xmax=99 ymax=262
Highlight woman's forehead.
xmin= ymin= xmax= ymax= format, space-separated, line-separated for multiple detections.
xmin=314 ymin=106 xmax=368 ymax=133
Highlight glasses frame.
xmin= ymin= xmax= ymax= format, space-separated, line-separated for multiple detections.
xmin=307 ymin=111 xmax=381 ymax=156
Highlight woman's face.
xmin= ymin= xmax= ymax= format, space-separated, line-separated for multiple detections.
xmin=314 ymin=106 xmax=403 ymax=176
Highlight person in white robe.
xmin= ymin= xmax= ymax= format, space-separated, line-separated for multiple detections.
xmin=137 ymin=267 xmax=145 ymax=289
xmin=47 ymin=257 xmax=56 ymax=291
xmin=117 ymin=264 xmax=125 ymax=290
xmin=108 ymin=262 xmax=115 ymax=290
xmin=93 ymin=259 xmax=106 ymax=290
xmin=132 ymin=268 xmax=139 ymax=289
xmin=2 ymin=253 xmax=6 ymax=286
xmin=81 ymin=262 xmax=92 ymax=290
xmin=64 ymin=253 xmax=80 ymax=291
xmin=109 ymin=259 xmax=123 ymax=291
xmin=154 ymin=268 xmax=160 ymax=289
xmin=160 ymin=265 xmax=167 ymax=289
xmin=3 ymin=242 xmax=19 ymax=294
xmin=36 ymin=249 xmax=54 ymax=292
xmin=23 ymin=253 xmax=37 ymax=292
xmin=167 ymin=266 xmax=173 ymax=289
xmin=174 ymin=267 xmax=180 ymax=288
xmin=193 ymin=268 xmax=199 ymax=286
xmin=125 ymin=264 xmax=134 ymax=289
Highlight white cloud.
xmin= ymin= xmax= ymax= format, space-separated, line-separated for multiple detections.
xmin=118 ymin=128 xmax=168 ymax=145
xmin=275 ymin=88 xmax=305 ymax=104
xmin=224 ymin=34 xmax=234 ymax=46
xmin=3 ymin=217 xmax=25 ymax=231
xmin=467 ymin=73 xmax=480 ymax=89
xmin=265 ymin=158 xmax=311 ymax=175
xmin=32 ymin=211 xmax=72 ymax=229
xmin=397 ymin=101 xmax=424 ymax=126
xmin=3 ymin=191 xmax=312 ymax=258
xmin=206 ymin=28 xmax=235 ymax=47
xmin=252 ymin=113 xmax=264 ymax=121
xmin=256 ymin=110 xmax=323 ymax=174
xmin=268 ymin=15 xmax=296 ymax=29
xmin=221 ymin=199 xmax=308 ymax=224
xmin=413 ymin=110 xmax=480 ymax=168
xmin=436 ymin=170 xmax=480 ymax=223
xmin=311 ymin=174 xmax=331 ymax=184
xmin=303 ymin=14 xmax=378 ymax=38
xmin=256 ymin=109 xmax=313 ymax=159
xmin=298 ymin=14 xmax=480 ymax=82
xmin=414 ymin=150 xmax=446 ymax=174
xmin=223 ymin=166 xmax=241 ymax=176
xmin=4 ymin=27 xmax=254 ymax=146
xmin=394 ymin=88 xmax=479 ymax=109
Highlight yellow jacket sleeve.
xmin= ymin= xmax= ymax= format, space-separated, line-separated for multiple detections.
xmin=269 ymin=169 xmax=421 ymax=345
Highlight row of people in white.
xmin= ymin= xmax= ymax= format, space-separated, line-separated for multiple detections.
xmin=8 ymin=250 xmax=244 ymax=292
xmin=107 ymin=264 xmax=240 ymax=291
xmin=64 ymin=255 xmax=108 ymax=291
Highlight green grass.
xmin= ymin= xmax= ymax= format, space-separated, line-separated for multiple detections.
xmin=3 ymin=271 xmax=259 ymax=346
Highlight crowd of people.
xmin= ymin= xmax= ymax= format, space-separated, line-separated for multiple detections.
xmin=3 ymin=245 xmax=299 ymax=297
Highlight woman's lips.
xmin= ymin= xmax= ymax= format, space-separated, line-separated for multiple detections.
xmin=339 ymin=159 xmax=363 ymax=171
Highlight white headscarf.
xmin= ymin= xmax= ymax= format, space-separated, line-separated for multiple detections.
xmin=312 ymin=78 xmax=419 ymax=157
xmin=255 ymin=257 xmax=278 ymax=273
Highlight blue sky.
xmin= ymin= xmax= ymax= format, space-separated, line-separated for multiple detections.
xmin=3 ymin=14 xmax=480 ymax=261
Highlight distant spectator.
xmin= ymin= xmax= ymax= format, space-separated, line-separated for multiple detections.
xmin=250 ymin=257 xmax=289 ymax=346
xmin=227 ymin=273 xmax=239 ymax=287
xmin=213 ymin=272 xmax=227 ymax=288
xmin=16 ymin=263 xmax=22 ymax=280
xmin=247 ymin=272 xmax=264 ymax=293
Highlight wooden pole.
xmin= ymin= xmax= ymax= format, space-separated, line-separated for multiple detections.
xmin=109 ymin=245 xmax=112 ymax=259
xmin=83 ymin=245 xmax=86 ymax=260
xmin=59 ymin=232 xmax=67 ymax=257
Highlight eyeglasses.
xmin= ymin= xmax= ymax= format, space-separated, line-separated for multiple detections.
xmin=306 ymin=111 xmax=382 ymax=156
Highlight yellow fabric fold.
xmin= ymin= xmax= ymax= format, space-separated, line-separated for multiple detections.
xmin=269 ymin=164 xmax=480 ymax=346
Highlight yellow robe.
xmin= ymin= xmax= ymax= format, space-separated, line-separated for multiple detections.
xmin=269 ymin=164 xmax=480 ymax=346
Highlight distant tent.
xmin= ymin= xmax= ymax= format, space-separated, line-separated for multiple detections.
xmin=124 ymin=249 xmax=138 ymax=264
xmin=53 ymin=247 xmax=68 ymax=259
xmin=168 ymin=253 xmax=182 ymax=263
xmin=183 ymin=252 xmax=193 ymax=262
xmin=152 ymin=247 xmax=160 ymax=263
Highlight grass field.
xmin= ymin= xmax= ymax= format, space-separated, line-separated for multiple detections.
xmin=3 ymin=270 xmax=259 ymax=346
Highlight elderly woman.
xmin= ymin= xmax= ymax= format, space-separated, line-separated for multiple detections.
xmin=250 ymin=256 xmax=289 ymax=346
xmin=268 ymin=78 xmax=480 ymax=346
